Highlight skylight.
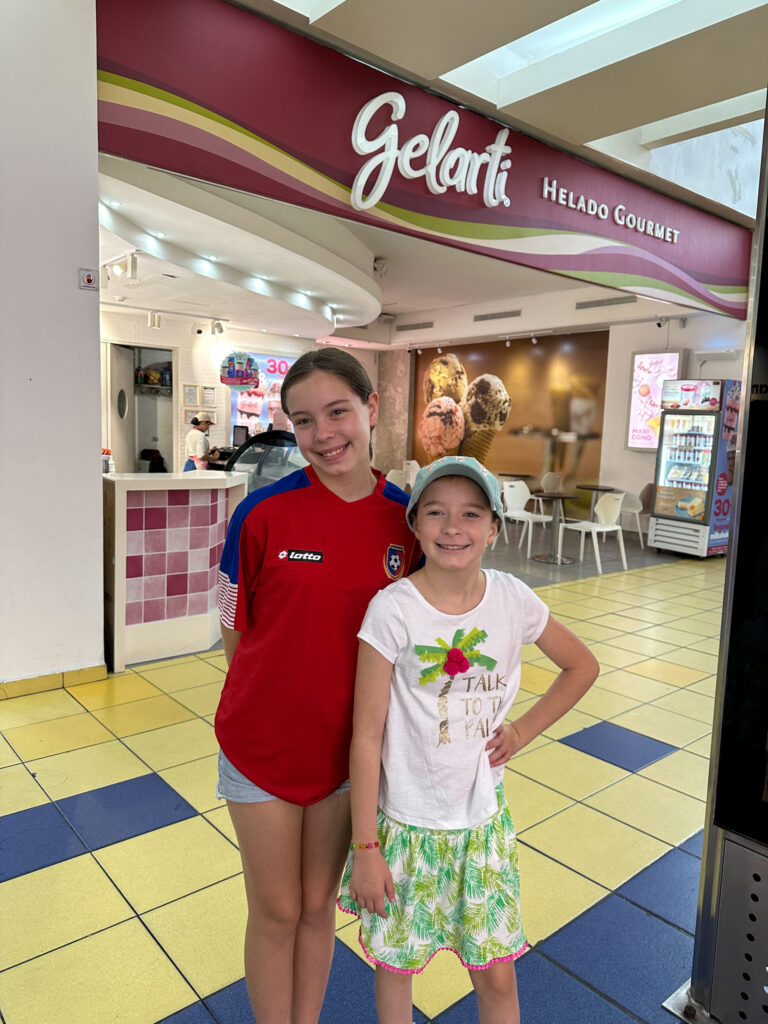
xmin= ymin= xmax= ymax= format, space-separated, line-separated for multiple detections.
xmin=442 ymin=0 xmax=766 ymax=108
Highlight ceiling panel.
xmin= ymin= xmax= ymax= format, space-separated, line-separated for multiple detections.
xmin=498 ymin=6 xmax=768 ymax=145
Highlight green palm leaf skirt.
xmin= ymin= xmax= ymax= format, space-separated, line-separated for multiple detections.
xmin=338 ymin=785 xmax=528 ymax=974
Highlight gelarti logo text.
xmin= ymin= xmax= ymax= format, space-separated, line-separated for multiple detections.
xmin=351 ymin=92 xmax=512 ymax=212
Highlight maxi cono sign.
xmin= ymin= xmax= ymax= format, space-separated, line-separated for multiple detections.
xmin=96 ymin=0 xmax=751 ymax=318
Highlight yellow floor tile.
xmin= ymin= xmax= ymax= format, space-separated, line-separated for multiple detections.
xmin=586 ymin=614 xmax=645 ymax=633
xmin=517 ymin=844 xmax=608 ymax=944
xmin=623 ymin=659 xmax=708 ymax=687
xmin=542 ymin=708 xmax=600 ymax=739
xmin=504 ymin=770 xmax=574 ymax=831
xmin=0 ymin=733 xmax=19 ymax=768
xmin=66 ymin=674 xmax=161 ymax=710
xmin=123 ymin=718 xmax=219 ymax=771
xmin=0 ymin=855 xmax=133 ymax=971
xmin=688 ymin=676 xmax=717 ymax=697
xmin=132 ymin=655 xmax=200 ymax=671
xmin=657 ymin=649 xmax=721 ymax=674
xmin=142 ymin=875 xmax=247 ymax=997
xmin=667 ymin=616 xmax=721 ymax=638
xmin=0 ymin=763 xmax=49 ymax=815
xmin=0 ymin=689 xmax=84 ymax=730
xmin=204 ymin=805 xmax=239 ymax=846
xmin=197 ymin=648 xmax=226 ymax=660
xmin=587 ymin=644 xmax=644 ymax=670
xmin=203 ymin=653 xmax=228 ymax=672
xmin=685 ymin=734 xmax=713 ymax=757
xmin=135 ymin=660 xmax=226 ymax=693
xmin=573 ymin=686 xmax=639 ymax=719
xmin=687 ymin=637 xmax=721 ymax=656
xmin=584 ymin=774 xmax=705 ymax=845
xmin=568 ymin=621 xmax=624 ymax=642
xmin=172 ymin=680 xmax=224 ymax=716
xmin=545 ymin=601 xmax=606 ymax=620
xmin=639 ymin=749 xmax=711 ymax=800
xmin=159 ymin=753 xmax=223 ymax=812
xmin=0 ymin=918 xmax=195 ymax=1024
xmin=413 ymin=949 xmax=476 ymax=1017
xmin=676 ymin=594 xmax=723 ymax=611
xmin=519 ymin=664 xmax=557 ymax=695
xmin=520 ymin=804 xmax=669 ymax=889
xmin=634 ymin=625 xmax=702 ymax=646
xmin=27 ymin=740 xmax=150 ymax=801
xmin=611 ymin=705 xmax=710 ymax=747
xmin=594 ymin=669 xmax=675 ymax=702
xmin=614 ymin=606 xmax=678 ymax=625
xmin=511 ymin=743 xmax=627 ymax=801
xmin=96 ymin=817 xmax=242 ymax=913
xmin=92 ymin=695 xmax=195 ymax=737
xmin=651 ymin=689 xmax=715 ymax=725
xmin=2 ymin=714 xmax=113 ymax=760
xmin=604 ymin=634 xmax=677 ymax=657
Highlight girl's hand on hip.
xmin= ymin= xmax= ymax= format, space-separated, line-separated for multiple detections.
xmin=349 ymin=851 xmax=395 ymax=919
xmin=486 ymin=722 xmax=523 ymax=767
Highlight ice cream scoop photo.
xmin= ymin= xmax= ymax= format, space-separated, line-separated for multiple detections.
xmin=459 ymin=374 xmax=510 ymax=464
xmin=422 ymin=353 xmax=469 ymax=404
xmin=418 ymin=396 xmax=465 ymax=459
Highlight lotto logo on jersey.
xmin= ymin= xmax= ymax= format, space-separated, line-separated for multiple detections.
xmin=279 ymin=549 xmax=324 ymax=563
xmin=384 ymin=544 xmax=405 ymax=580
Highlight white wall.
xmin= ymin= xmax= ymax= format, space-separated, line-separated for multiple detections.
xmin=600 ymin=316 xmax=747 ymax=503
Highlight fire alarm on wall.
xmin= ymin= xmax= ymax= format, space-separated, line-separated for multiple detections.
xmin=79 ymin=268 xmax=99 ymax=291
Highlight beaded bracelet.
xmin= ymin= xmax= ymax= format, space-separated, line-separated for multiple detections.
xmin=350 ymin=841 xmax=379 ymax=850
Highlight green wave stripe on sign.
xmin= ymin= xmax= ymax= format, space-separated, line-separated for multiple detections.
xmin=97 ymin=71 xmax=352 ymax=196
xmin=554 ymin=270 xmax=730 ymax=313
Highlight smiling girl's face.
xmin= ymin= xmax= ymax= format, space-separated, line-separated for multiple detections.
xmin=284 ymin=370 xmax=379 ymax=489
xmin=412 ymin=475 xmax=498 ymax=571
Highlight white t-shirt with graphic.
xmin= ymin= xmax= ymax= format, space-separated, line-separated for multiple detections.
xmin=358 ymin=570 xmax=549 ymax=830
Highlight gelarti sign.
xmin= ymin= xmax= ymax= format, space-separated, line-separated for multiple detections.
xmin=96 ymin=0 xmax=751 ymax=318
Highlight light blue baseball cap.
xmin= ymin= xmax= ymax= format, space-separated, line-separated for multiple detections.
xmin=406 ymin=456 xmax=506 ymax=538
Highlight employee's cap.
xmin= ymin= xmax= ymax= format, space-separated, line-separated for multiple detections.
xmin=405 ymin=456 xmax=506 ymax=536
xmin=196 ymin=411 xmax=213 ymax=423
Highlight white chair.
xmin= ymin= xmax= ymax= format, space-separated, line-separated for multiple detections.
xmin=403 ymin=460 xmax=420 ymax=492
xmin=621 ymin=492 xmax=645 ymax=549
xmin=533 ymin=471 xmax=563 ymax=522
xmin=386 ymin=468 xmax=407 ymax=490
xmin=557 ymin=491 xmax=627 ymax=574
xmin=502 ymin=481 xmax=553 ymax=558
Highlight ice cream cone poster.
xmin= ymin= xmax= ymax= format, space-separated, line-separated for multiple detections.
xmin=418 ymin=354 xmax=510 ymax=466
xmin=627 ymin=351 xmax=682 ymax=450
xmin=226 ymin=353 xmax=297 ymax=436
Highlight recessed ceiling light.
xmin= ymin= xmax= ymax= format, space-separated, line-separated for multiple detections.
xmin=202 ymin=255 xmax=217 ymax=262
xmin=107 ymin=200 xmax=121 ymax=208
xmin=153 ymin=231 xmax=166 ymax=239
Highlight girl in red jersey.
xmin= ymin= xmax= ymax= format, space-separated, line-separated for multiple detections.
xmin=216 ymin=347 xmax=420 ymax=1024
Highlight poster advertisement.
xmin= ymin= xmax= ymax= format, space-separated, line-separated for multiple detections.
xmin=225 ymin=353 xmax=298 ymax=437
xmin=627 ymin=351 xmax=681 ymax=450
xmin=708 ymin=380 xmax=741 ymax=555
xmin=660 ymin=379 xmax=723 ymax=411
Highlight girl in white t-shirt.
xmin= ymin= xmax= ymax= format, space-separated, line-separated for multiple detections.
xmin=338 ymin=456 xmax=599 ymax=1024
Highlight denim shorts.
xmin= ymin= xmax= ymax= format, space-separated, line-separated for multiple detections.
xmin=216 ymin=750 xmax=350 ymax=803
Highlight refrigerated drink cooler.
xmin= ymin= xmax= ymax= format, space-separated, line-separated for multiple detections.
xmin=648 ymin=379 xmax=741 ymax=557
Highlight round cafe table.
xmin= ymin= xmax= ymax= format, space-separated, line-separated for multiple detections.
xmin=576 ymin=483 xmax=616 ymax=518
xmin=532 ymin=491 xmax=579 ymax=565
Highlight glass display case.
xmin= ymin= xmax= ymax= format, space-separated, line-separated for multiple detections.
xmin=224 ymin=429 xmax=308 ymax=493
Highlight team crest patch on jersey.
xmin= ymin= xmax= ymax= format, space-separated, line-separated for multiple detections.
xmin=384 ymin=544 xmax=405 ymax=580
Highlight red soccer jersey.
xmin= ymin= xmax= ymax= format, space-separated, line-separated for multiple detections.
xmin=216 ymin=466 xmax=420 ymax=805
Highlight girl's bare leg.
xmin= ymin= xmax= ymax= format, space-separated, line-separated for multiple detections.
xmin=292 ymin=789 xmax=352 ymax=1024
xmin=470 ymin=961 xmax=520 ymax=1024
xmin=375 ymin=966 xmax=413 ymax=1024
xmin=227 ymin=798 xmax=304 ymax=1024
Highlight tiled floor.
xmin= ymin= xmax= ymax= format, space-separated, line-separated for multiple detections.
xmin=0 ymin=538 xmax=727 ymax=1024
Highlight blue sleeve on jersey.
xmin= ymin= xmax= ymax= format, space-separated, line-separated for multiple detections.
xmin=382 ymin=479 xmax=410 ymax=506
xmin=219 ymin=469 xmax=310 ymax=586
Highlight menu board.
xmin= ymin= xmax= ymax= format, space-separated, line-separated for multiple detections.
xmin=229 ymin=353 xmax=298 ymax=435
xmin=660 ymin=379 xmax=723 ymax=411
xmin=627 ymin=351 xmax=681 ymax=450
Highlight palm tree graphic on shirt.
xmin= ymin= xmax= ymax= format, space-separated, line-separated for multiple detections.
xmin=414 ymin=628 xmax=497 ymax=746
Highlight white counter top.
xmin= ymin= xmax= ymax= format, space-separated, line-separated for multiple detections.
xmin=104 ymin=472 xmax=247 ymax=489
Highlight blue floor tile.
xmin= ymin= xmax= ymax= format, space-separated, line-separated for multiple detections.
xmin=56 ymin=774 xmax=197 ymax=850
xmin=539 ymin=894 xmax=694 ymax=1024
xmin=0 ymin=801 xmax=87 ymax=881
xmin=617 ymin=848 xmax=701 ymax=934
xmin=156 ymin=1003 xmax=216 ymax=1024
xmin=435 ymin=951 xmax=636 ymax=1024
xmin=680 ymin=829 xmax=704 ymax=858
xmin=560 ymin=721 xmax=677 ymax=771
xmin=204 ymin=980 xmax=253 ymax=1024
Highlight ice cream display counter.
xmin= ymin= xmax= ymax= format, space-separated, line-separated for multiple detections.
xmin=103 ymin=471 xmax=247 ymax=672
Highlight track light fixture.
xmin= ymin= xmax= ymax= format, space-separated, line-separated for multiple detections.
xmin=437 ymin=346 xmax=443 ymax=354
xmin=530 ymin=336 xmax=538 ymax=345
xmin=210 ymin=320 xmax=224 ymax=335
xmin=147 ymin=311 xmax=161 ymax=329
xmin=105 ymin=253 xmax=138 ymax=280
xmin=505 ymin=338 xmax=511 ymax=348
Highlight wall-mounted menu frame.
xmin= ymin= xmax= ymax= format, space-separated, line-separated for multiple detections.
xmin=200 ymin=385 xmax=217 ymax=407
xmin=182 ymin=384 xmax=199 ymax=407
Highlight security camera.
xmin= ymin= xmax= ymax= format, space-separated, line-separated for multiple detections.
xmin=196 ymin=328 xmax=203 ymax=335
xmin=656 ymin=321 xmax=663 ymax=328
